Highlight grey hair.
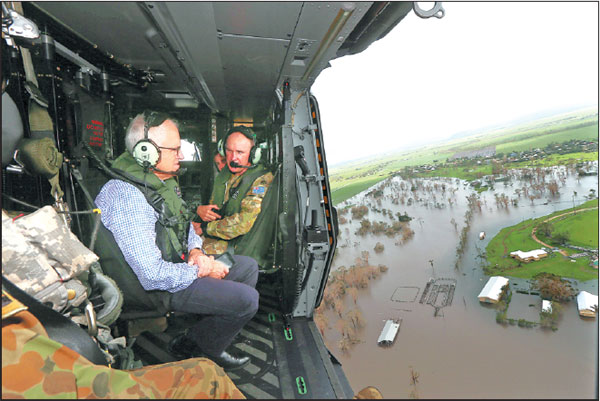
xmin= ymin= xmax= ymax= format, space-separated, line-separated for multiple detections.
xmin=124 ymin=113 xmax=146 ymax=153
xmin=124 ymin=113 xmax=178 ymax=153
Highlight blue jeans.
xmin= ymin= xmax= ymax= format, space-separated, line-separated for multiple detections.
xmin=170 ymin=254 xmax=259 ymax=356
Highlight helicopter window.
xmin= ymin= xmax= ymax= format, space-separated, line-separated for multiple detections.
xmin=180 ymin=139 xmax=201 ymax=161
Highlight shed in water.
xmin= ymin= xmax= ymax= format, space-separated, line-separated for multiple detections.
xmin=377 ymin=319 xmax=401 ymax=346
xmin=576 ymin=291 xmax=598 ymax=318
xmin=477 ymin=276 xmax=509 ymax=304
xmin=542 ymin=300 xmax=552 ymax=313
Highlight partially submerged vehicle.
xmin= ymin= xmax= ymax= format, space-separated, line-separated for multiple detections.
xmin=2 ymin=2 xmax=443 ymax=398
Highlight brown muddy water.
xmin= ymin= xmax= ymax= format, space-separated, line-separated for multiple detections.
xmin=327 ymin=165 xmax=598 ymax=398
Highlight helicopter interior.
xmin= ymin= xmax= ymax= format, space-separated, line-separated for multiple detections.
xmin=1 ymin=2 xmax=429 ymax=398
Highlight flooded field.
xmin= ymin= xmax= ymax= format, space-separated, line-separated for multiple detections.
xmin=326 ymin=164 xmax=598 ymax=398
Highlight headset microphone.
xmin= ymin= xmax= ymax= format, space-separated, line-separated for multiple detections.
xmin=230 ymin=161 xmax=254 ymax=169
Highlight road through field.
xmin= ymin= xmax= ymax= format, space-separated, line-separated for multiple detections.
xmin=531 ymin=207 xmax=598 ymax=256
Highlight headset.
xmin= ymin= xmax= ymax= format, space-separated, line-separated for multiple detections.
xmin=217 ymin=125 xmax=262 ymax=166
xmin=131 ymin=111 xmax=169 ymax=168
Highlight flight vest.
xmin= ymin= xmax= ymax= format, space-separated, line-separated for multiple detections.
xmin=111 ymin=152 xmax=190 ymax=262
xmin=210 ymin=164 xmax=277 ymax=266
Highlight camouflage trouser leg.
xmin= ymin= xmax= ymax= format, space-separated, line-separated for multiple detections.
xmin=2 ymin=309 xmax=245 ymax=399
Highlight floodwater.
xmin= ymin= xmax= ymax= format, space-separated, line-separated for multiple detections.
xmin=327 ymin=164 xmax=599 ymax=398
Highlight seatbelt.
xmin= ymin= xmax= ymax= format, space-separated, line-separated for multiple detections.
xmin=11 ymin=2 xmax=69 ymax=222
xmin=11 ymin=2 xmax=53 ymax=136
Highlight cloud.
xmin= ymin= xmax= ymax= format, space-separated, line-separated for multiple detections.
xmin=312 ymin=2 xmax=598 ymax=165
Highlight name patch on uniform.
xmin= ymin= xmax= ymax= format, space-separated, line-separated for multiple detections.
xmin=252 ymin=186 xmax=266 ymax=195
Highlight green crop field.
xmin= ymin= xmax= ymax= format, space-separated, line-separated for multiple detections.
xmin=330 ymin=107 xmax=598 ymax=205
xmin=484 ymin=199 xmax=598 ymax=281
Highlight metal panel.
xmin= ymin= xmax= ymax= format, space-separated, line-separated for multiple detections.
xmin=33 ymin=2 xmax=161 ymax=69
xmin=162 ymin=2 xmax=229 ymax=112
xmin=219 ymin=34 xmax=289 ymax=122
xmin=279 ymin=2 xmax=373 ymax=90
xmin=213 ymin=2 xmax=302 ymax=39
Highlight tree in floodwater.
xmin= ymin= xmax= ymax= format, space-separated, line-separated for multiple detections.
xmin=450 ymin=218 xmax=458 ymax=232
xmin=347 ymin=287 xmax=358 ymax=304
xmin=313 ymin=310 xmax=330 ymax=336
xmin=539 ymin=301 xmax=562 ymax=331
xmin=533 ymin=273 xmax=576 ymax=302
xmin=408 ymin=366 xmax=420 ymax=399
xmin=346 ymin=309 xmax=365 ymax=330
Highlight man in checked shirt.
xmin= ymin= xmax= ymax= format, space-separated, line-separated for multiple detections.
xmin=95 ymin=111 xmax=257 ymax=370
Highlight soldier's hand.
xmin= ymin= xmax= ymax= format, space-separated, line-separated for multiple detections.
xmin=196 ymin=204 xmax=222 ymax=222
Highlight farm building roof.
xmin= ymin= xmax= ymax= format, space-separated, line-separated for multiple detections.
xmin=510 ymin=249 xmax=548 ymax=262
xmin=576 ymin=291 xmax=598 ymax=317
xmin=477 ymin=276 xmax=509 ymax=304
xmin=377 ymin=319 xmax=400 ymax=346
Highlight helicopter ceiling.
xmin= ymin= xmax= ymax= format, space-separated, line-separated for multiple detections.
xmin=27 ymin=1 xmax=413 ymax=123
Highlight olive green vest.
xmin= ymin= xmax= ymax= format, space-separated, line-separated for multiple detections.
xmin=111 ymin=152 xmax=190 ymax=262
xmin=210 ymin=164 xmax=278 ymax=267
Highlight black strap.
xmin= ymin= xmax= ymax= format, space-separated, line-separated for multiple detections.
xmin=2 ymin=276 xmax=109 ymax=366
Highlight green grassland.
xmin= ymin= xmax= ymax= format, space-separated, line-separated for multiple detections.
xmin=484 ymin=199 xmax=598 ymax=281
xmin=550 ymin=208 xmax=598 ymax=248
xmin=330 ymin=108 xmax=598 ymax=205
xmin=496 ymin=124 xmax=597 ymax=154
xmin=510 ymin=151 xmax=598 ymax=169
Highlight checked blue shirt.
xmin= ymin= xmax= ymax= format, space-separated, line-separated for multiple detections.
xmin=95 ymin=179 xmax=203 ymax=293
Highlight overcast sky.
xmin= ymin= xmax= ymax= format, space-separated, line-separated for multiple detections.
xmin=311 ymin=2 xmax=599 ymax=166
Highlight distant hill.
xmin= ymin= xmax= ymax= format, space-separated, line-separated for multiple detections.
xmin=448 ymin=104 xmax=598 ymax=142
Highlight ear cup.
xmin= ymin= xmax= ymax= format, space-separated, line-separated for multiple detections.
xmin=249 ymin=145 xmax=261 ymax=165
xmin=217 ymin=138 xmax=225 ymax=157
xmin=132 ymin=139 xmax=160 ymax=167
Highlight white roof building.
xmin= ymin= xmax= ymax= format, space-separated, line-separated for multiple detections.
xmin=477 ymin=276 xmax=509 ymax=303
xmin=576 ymin=291 xmax=598 ymax=317
xmin=510 ymin=249 xmax=548 ymax=262
xmin=377 ymin=319 xmax=400 ymax=346
xmin=542 ymin=300 xmax=552 ymax=313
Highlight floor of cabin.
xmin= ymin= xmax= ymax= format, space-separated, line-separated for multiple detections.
xmin=129 ymin=278 xmax=354 ymax=399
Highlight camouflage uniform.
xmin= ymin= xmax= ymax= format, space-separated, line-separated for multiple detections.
xmin=2 ymin=290 xmax=245 ymax=399
xmin=354 ymin=386 xmax=383 ymax=399
xmin=2 ymin=207 xmax=97 ymax=313
xmin=203 ymin=169 xmax=274 ymax=255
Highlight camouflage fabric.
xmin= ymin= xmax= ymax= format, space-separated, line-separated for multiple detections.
xmin=203 ymin=171 xmax=274 ymax=255
xmin=2 ymin=207 xmax=98 ymax=312
xmin=354 ymin=386 xmax=383 ymax=399
xmin=2 ymin=299 xmax=245 ymax=399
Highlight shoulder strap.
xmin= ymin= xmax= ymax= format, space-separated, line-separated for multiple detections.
xmin=222 ymin=165 xmax=270 ymax=211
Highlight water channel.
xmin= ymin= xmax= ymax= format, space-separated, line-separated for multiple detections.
xmin=327 ymin=164 xmax=598 ymax=398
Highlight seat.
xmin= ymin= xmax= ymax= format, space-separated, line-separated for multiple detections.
xmin=72 ymin=165 xmax=172 ymax=320
xmin=63 ymin=81 xmax=173 ymax=322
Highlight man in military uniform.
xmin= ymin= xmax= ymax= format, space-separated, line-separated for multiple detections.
xmin=213 ymin=152 xmax=226 ymax=172
xmin=2 ymin=287 xmax=245 ymax=399
xmin=194 ymin=126 xmax=274 ymax=267
xmin=95 ymin=112 xmax=258 ymax=369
